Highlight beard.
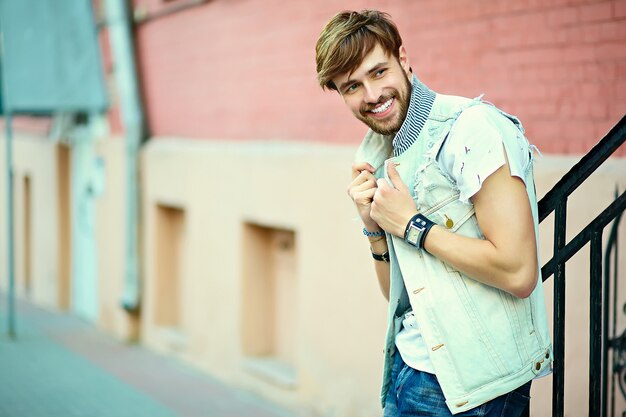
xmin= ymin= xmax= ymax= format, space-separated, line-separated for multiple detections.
xmin=356 ymin=75 xmax=412 ymax=136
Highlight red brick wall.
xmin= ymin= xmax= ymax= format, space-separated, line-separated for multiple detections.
xmin=131 ymin=0 xmax=626 ymax=155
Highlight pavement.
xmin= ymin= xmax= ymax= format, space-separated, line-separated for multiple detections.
xmin=0 ymin=296 xmax=297 ymax=417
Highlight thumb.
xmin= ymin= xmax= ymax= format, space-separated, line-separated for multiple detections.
xmin=387 ymin=162 xmax=408 ymax=191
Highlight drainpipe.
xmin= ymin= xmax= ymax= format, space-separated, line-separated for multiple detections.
xmin=104 ymin=0 xmax=145 ymax=313
xmin=3 ymin=112 xmax=16 ymax=338
xmin=0 ymin=25 xmax=16 ymax=337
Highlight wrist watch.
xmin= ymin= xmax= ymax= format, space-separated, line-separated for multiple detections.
xmin=404 ymin=214 xmax=435 ymax=249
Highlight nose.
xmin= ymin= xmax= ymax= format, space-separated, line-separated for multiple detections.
xmin=363 ymin=82 xmax=381 ymax=104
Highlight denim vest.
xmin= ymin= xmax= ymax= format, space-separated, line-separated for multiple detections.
xmin=355 ymin=93 xmax=553 ymax=414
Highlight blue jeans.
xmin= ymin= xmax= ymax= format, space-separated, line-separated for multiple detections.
xmin=383 ymin=353 xmax=531 ymax=417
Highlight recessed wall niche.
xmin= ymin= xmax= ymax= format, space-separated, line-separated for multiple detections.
xmin=241 ymin=223 xmax=298 ymax=388
xmin=154 ymin=204 xmax=186 ymax=330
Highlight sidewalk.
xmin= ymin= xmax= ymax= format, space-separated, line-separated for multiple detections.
xmin=0 ymin=296 xmax=296 ymax=417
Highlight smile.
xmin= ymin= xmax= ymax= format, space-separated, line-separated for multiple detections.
xmin=370 ymin=98 xmax=394 ymax=114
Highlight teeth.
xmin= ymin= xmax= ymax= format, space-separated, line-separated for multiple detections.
xmin=371 ymin=98 xmax=393 ymax=114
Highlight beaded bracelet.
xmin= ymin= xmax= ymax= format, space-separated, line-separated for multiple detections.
xmin=363 ymin=227 xmax=385 ymax=237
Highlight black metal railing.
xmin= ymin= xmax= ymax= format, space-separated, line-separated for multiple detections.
xmin=536 ymin=115 xmax=626 ymax=417
xmin=605 ymin=192 xmax=624 ymax=417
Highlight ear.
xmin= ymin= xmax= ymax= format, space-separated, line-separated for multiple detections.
xmin=398 ymin=45 xmax=411 ymax=76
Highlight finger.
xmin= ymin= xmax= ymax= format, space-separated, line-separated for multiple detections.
xmin=352 ymin=162 xmax=376 ymax=179
xmin=350 ymin=177 xmax=376 ymax=188
xmin=349 ymin=178 xmax=377 ymax=199
xmin=353 ymin=161 xmax=376 ymax=173
xmin=347 ymin=175 xmax=365 ymax=193
xmin=387 ymin=163 xmax=408 ymax=192
xmin=353 ymin=177 xmax=376 ymax=191
xmin=353 ymin=187 xmax=376 ymax=203
xmin=350 ymin=170 xmax=377 ymax=189
xmin=358 ymin=169 xmax=377 ymax=182
xmin=376 ymin=178 xmax=390 ymax=190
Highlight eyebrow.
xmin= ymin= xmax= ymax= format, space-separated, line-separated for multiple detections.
xmin=338 ymin=61 xmax=388 ymax=92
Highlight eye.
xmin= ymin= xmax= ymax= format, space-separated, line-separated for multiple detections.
xmin=344 ymin=83 xmax=360 ymax=94
xmin=374 ymin=68 xmax=386 ymax=77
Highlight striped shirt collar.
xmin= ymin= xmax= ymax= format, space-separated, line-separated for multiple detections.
xmin=392 ymin=75 xmax=436 ymax=156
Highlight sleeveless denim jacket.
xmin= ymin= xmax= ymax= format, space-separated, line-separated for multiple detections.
xmin=355 ymin=93 xmax=553 ymax=414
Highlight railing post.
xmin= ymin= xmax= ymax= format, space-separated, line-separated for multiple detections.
xmin=589 ymin=232 xmax=603 ymax=416
xmin=606 ymin=191 xmax=622 ymax=417
xmin=553 ymin=201 xmax=567 ymax=417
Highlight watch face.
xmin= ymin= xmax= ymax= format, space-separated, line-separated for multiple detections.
xmin=407 ymin=224 xmax=421 ymax=246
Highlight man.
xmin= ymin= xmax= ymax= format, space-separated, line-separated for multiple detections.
xmin=315 ymin=10 xmax=552 ymax=417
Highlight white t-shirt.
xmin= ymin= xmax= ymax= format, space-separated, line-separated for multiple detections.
xmin=395 ymin=104 xmax=533 ymax=374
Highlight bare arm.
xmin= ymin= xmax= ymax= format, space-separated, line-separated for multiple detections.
xmin=368 ymin=235 xmax=390 ymax=300
xmin=371 ymin=161 xmax=538 ymax=298
xmin=348 ymin=162 xmax=391 ymax=300
xmin=424 ymin=164 xmax=538 ymax=297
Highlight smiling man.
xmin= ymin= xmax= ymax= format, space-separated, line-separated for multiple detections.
xmin=336 ymin=42 xmax=412 ymax=135
xmin=316 ymin=10 xmax=553 ymax=417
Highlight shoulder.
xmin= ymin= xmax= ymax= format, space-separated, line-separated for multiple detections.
xmin=451 ymin=103 xmax=518 ymax=138
xmin=438 ymin=102 xmax=532 ymax=203
xmin=428 ymin=93 xmax=476 ymax=121
xmin=446 ymin=103 xmax=528 ymax=164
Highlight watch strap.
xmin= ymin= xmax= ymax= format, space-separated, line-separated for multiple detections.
xmin=371 ymin=250 xmax=390 ymax=263
xmin=404 ymin=213 xmax=435 ymax=250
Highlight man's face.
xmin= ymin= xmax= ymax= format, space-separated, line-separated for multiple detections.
xmin=331 ymin=44 xmax=412 ymax=135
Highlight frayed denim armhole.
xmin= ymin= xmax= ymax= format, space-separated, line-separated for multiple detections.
xmin=526 ymin=144 xmax=542 ymax=175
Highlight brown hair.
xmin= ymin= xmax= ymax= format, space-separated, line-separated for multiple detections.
xmin=315 ymin=10 xmax=403 ymax=91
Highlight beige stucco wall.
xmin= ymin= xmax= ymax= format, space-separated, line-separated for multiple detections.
xmin=139 ymin=138 xmax=626 ymax=417
xmin=0 ymin=135 xmax=62 ymax=309
xmin=93 ymin=137 xmax=139 ymax=339
xmin=1 ymin=135 xmax=625 ymax=416
xmin=139 ymin=139 xmax=388 ymax=416
xmin=0 ymin=134 xmax=137 ymax=336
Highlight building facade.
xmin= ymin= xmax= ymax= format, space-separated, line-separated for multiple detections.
xmin=1 ymin=0 xmax=626 ymax=415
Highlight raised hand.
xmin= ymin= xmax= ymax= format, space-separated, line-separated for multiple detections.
xmin=371 ymin=162 xmax=418 ymax=237
xmin=347 ymin=162 xmax=381 ymax=232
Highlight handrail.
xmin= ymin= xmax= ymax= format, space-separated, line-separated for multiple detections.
xmin=536 ymin=113 xmax=626 ymax=417
xmin=541 ymin=190 xmax=626 ymax=280
xmin=539 ymin=115 xmax=626 ymax=222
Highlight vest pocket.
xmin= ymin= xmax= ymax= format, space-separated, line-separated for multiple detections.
xmin=422 ymin=197 xmax=477 ymax=239
xmin=413 ymin=161 xmax=458 ymax=211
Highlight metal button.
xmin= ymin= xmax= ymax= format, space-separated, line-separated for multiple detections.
xmin=456 ymin=401 xmax=468 ymax=407
xmin=546 ymin=351 xmax=550 ymax=359
xmin=444 ymin=214 xmax=454 ymax=228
